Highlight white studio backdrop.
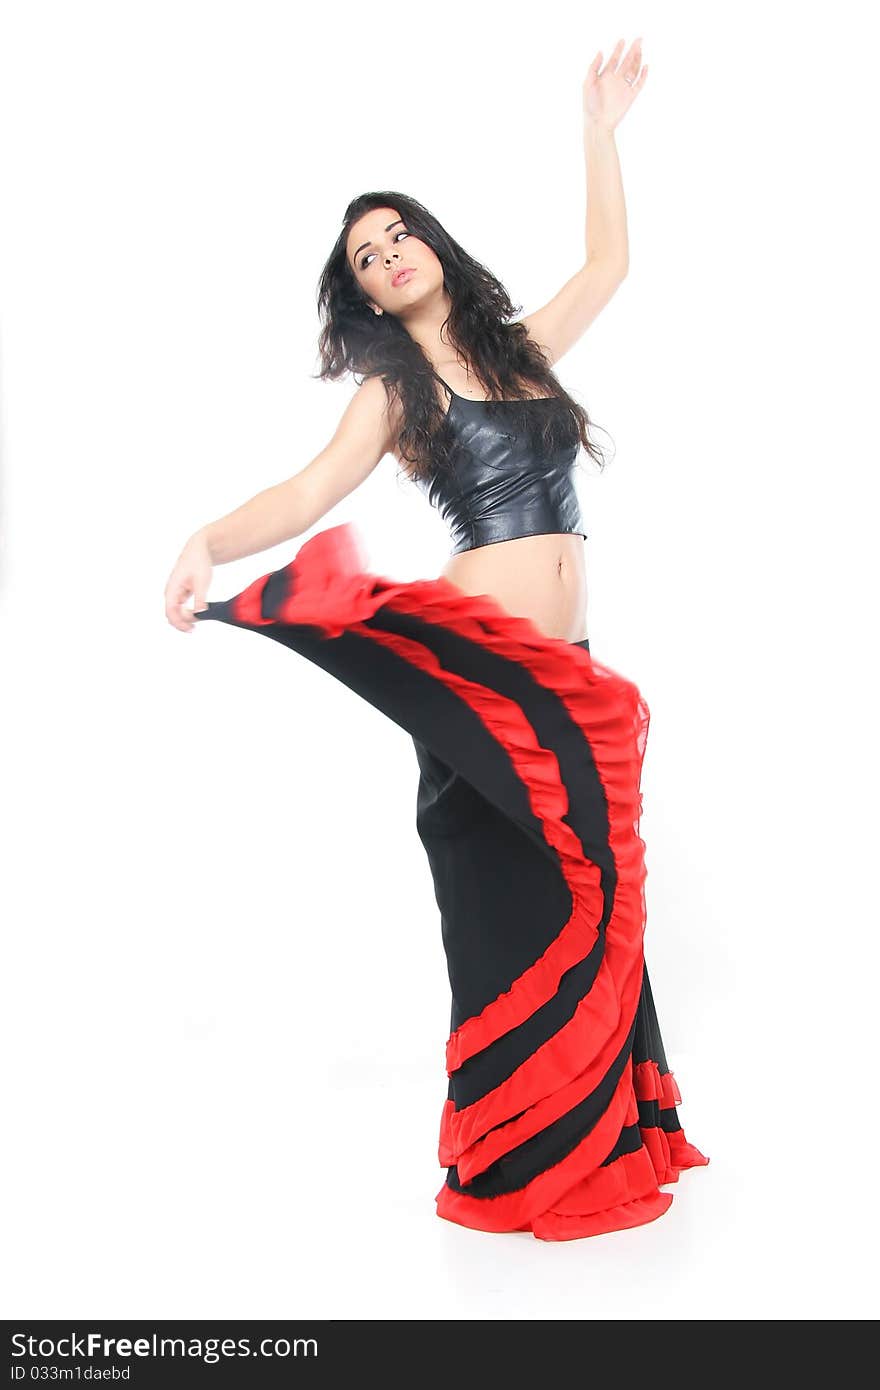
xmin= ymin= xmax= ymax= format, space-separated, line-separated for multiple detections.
xmin=0 ymin=0 xmax=877 ymax=1320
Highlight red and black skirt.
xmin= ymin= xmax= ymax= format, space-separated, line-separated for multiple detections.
xmin=194 ymin=522 xmax=709 ymax=1240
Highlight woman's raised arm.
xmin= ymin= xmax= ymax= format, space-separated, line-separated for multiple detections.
xmin=518 ymin=39 xmax=646 ymax=365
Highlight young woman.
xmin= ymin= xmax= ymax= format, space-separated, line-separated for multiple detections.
xmin=165 ymin=38 xmax=708 ymax=1241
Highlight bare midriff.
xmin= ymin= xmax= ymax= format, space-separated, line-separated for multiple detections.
xmin=391 ymin=376 xmax=589 ymax=644
xmin=441 ymin=533 xmax=589 ymax=644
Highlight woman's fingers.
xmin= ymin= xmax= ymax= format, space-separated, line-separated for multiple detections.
xmin=625 ymin=38 xmax=642 ymax=78
xmin=589 ymin=36 xmax=643 ymax=87
xmin=606 ymin=38 xmax=626 ymax=74
xmin=165 ymin=576 xmax=196 ymax=632
xmin=165 ymin=535 xmax=213 ymax=631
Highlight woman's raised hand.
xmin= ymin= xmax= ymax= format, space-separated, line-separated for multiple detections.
xmin=583 ymin=37 xmax=647 ymax=130
xmin=164 ymin=531 xmax=213 ymax=633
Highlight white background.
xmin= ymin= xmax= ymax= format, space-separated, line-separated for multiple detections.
xmin=1 ymin=0 xmax=877 ymax=1321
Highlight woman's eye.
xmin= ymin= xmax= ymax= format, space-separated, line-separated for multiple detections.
xmin=360 ymin=229 xmax=410 ymax=270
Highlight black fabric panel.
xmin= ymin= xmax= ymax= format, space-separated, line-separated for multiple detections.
xmin=601 ymin=1122 xmax=643 ymax=1166
xmin=637 ymin=1100 xmax=683 ymax=1135
xmin=413 ymin=738 xmax=576 ymax=1032
xmin=633 ymin=965 xmax=670 ymax=1074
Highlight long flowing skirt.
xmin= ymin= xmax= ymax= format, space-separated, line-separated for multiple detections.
xmin=194 ymin=522 xmax=708 ymax=1240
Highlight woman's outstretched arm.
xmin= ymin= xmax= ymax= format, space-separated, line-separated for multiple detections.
xmin=164 ymin=375 xmax=397 ymax=632
xmin=519 ymin=36 xmax=647 ymax=366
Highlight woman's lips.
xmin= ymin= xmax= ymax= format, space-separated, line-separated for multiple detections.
xmin=391 ymin=268 xmax=416 ymax=287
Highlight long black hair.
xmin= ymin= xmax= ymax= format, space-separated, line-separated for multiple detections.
xmin=314 ymin=190 xmax=612 ymax=484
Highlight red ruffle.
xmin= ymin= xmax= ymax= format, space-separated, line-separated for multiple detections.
xmin=633 ymin=1059 xmax=683 ymax=1108
xmin=639 ymin=1124 xmax=709 ymax=1186
xmin=632 ymin=1059 xmax=709 ymax=1185
xmin=531 ymin=1157 xmax=675 ymax=1241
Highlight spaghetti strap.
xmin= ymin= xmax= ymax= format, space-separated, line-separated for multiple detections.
xmin=429 ymin=367 xmax=455 ymax=400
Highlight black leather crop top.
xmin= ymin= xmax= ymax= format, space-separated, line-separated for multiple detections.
xmin=414 ymin=375 xmax=587 ymax=555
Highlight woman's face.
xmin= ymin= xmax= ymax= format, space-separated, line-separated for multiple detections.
xmin=346 ymin=206 xmax=444 ymax=316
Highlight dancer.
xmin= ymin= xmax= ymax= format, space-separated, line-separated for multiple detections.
xmin=165 ymin=38 xmax=708 ymax=1240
